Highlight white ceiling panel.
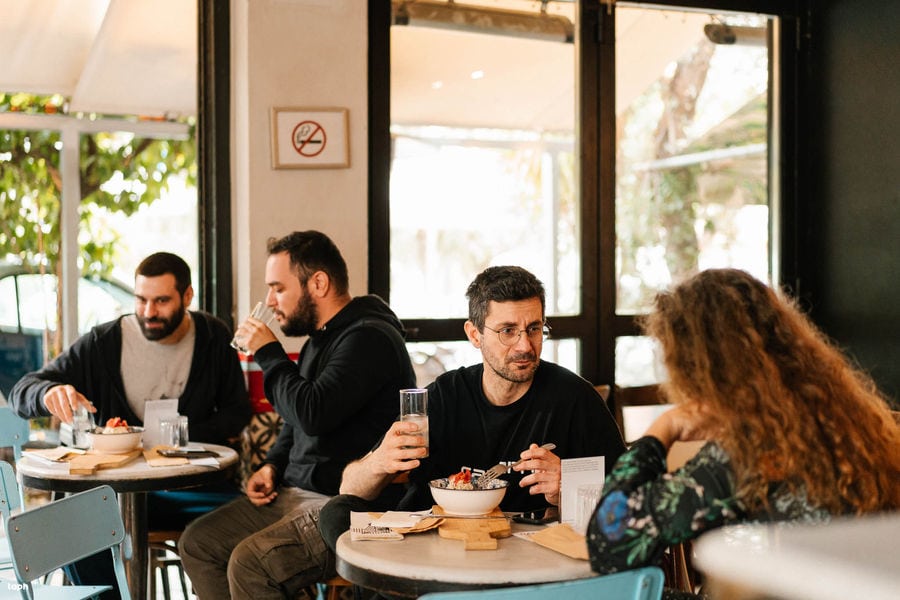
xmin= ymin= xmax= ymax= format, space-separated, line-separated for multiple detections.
xmin=0 ymin=0 xmax=195 ymax=118
xmin=0 ymin=0 xmax=109 ymax=95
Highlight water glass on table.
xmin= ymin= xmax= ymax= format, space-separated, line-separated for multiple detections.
xmin=160 ymin=415 xmax=189 ymax=447
xmin=230 ymin=301 xmax=275 ymax=353
xmin=400 ymin=388 xmax=429 ymax=457
xmin=72 ymin=405 xmax=94 ymax=450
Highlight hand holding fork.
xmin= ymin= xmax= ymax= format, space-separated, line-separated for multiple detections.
xmin=477 ymin=443 xmax=557 ymax=487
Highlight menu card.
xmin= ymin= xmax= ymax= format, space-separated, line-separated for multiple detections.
xmin=560 ymin=456 xmax=604 ymax=526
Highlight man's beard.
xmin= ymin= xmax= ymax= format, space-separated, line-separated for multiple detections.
xmin=280 ymin=290 xmax=318 ymax=337
xmin=484 ymin=350 xmax=539 ymax=384
xmin=138 ymin=304 xmax=186 ymax=341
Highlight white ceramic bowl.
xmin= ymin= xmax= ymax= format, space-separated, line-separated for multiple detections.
xmin=87 ymin=427 xmax=143 ymax=454
xmin=429 ymin=478 xmax=508 ymax=516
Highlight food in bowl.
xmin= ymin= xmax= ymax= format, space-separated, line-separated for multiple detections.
xmin=447 ymin=468 xmax=475 ymax=490
xmin=102 ymin=416 xmax=130 ymax=433
xmin=87 ymin=419 xmax=143 ymax=454
xmin=429 ymin=470 xmax=508 ymax=516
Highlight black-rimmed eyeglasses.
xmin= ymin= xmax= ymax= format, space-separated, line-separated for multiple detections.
xmin=483 ymin=323 xmax=551 ymax=346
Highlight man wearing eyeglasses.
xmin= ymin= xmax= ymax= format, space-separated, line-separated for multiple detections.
xmin=318 ymin=265 xmax=626 ymax=548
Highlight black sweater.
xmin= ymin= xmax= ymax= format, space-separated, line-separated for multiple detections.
xmin=9 ymin=311 xmax=251 ymax=445
xmin=255 ymin=295 xmax=416 ymax=495
xmin=403 ymin=361 xmax=627 ymax=513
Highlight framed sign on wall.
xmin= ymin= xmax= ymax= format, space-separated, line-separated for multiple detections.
xmin=270 ymin=107 xmax=349 ymax=169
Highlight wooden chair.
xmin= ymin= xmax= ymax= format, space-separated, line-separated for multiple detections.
xmin=418 ymin=566 xmax=664 ymax=600
xmin=6 ymin=484 xmax=131 ymax=599
xmin=612 ymin=385 xmax=675 ymax=443
xmin=593 ymin=384 xmax=612 ymax=404
xmin=664 ymin=439 xmax=706 ymax=597
xmin=315 ymin=575 xmax=354 ymax=600
xmin=148 ymin=530 xmax=190 ymax=600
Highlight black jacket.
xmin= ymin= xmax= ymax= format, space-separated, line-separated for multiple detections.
xmin=255 ymin=295 xmax=416 ymax=495
xmin=9 ymin=311 xmax=251 ymax=445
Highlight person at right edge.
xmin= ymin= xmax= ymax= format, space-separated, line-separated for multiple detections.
xmin=587 ymin=268 xmax=900 ymax=599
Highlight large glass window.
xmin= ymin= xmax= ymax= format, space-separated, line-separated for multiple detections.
xmin=387 ymin=0 xmax=579 ymax=384
xmin=372 ymin=0 xmax=798 ymax=393
xmin=614 ymin=6 xmax=775 ymax=386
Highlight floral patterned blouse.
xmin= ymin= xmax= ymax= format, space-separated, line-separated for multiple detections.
xmin=587 ymin=436 xmax=832 ymax=576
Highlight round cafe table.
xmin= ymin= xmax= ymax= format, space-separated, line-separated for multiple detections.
xmin=336 ymin=521 xmax=594 ymax=598
xmin=17 ymin=443 xmax=238 ymax=600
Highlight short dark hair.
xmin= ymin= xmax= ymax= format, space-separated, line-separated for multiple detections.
xmin=466 ymin=266 xmax=545 ymax=329
xmin=266 ymin=230 xmax=349 ymax=295
xmin=135 ymin=252 xmax=191 ymax=295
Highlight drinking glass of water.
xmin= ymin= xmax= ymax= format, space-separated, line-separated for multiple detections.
xmin=399 ymin=388 xmax=429 ymax=457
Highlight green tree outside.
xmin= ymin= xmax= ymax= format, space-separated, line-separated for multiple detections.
xmin=1 ymin=92 xmax=196 ymax=354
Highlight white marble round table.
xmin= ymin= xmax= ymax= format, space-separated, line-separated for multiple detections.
xmin=336 ymin=522 xmax=595 ymax=598
xmin=694 ymin=513 xmax=900 ymax=600
xmin=18 ymin=443 xmax=238 ymax=600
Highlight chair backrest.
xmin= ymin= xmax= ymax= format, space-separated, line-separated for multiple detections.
xmin=594 ymin=384 xmax=612 ymax=404
xmin=6 ymin=484 xmax=131 ymax=599
xmin=0 ymin=407 xmax=30 ymax=462
xmin=0 ymin=460 xmax=22 ymax=519
xmin=419 ymin=567 xmax=665 ymax=600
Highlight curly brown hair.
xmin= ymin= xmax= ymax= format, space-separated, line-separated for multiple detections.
xmin=642 ymin=268 xmax=900 ymax=514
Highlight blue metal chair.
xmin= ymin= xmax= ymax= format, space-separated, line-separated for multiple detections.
xmin=418 ymin=567 xmax=665 ymax=600
xmin=6 ymin=484 xmax=132 ymax=599
xmin=0 ymin=410 xmax=28 ymax=578
xmin=0 ymin=461 xmax=22 ymax=521
xmin=0 ymin=407 xmax=30 ymax=463
xmin=0 ymin=460 xmax=23 ymax=575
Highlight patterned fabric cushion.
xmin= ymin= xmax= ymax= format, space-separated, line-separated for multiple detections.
xmin=239 ymin=411 xmax=284 ymax=489
xmin=236 ymin=352 xmax=297 ymax=488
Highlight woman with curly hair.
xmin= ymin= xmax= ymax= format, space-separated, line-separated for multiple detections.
xmin=587 ymin=268 xmax=900 ymax=585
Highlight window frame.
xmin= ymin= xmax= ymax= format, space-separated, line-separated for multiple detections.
xmin=366 ymin=0 xmax=809 ymax=390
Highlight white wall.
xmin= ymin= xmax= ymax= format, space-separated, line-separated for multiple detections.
xmin=231 ymin=0 xmax=369 ymax=352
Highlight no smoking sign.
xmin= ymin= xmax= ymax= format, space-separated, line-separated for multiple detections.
xmin=272 ymin=107 xmax=349 ymax=169
xmin=292 ymin=121 xmax=326 ymax=157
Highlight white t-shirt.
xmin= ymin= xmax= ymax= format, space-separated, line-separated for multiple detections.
xmin=120 ymin=314 xmax=195 ymax=420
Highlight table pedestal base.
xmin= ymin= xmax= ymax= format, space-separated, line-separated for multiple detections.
xmin=120 ymin=491 xmax=148 ymax=600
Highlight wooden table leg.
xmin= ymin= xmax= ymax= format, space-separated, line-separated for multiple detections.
xmin=119 ymin=491 xmax=149 ymax=599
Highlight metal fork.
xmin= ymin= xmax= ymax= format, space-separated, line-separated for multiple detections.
xmin=478 ymin=443 xmax=556 ymax=487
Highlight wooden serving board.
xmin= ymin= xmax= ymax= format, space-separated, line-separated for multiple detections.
xmin=434 ymin=506 xmax=511 ymax=550
xmin=68 ymin=449 xmax=142 ymax=475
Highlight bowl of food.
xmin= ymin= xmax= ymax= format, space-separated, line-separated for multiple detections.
xmin=429 ymin=470 xmax=509 ymax=516
xmin=86 ymin=417 xmax=143 ymax=454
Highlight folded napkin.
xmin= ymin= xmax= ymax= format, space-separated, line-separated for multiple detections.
xmin=23 ymin=447 xmax=85 ymax=463
xmin=522 ymin=523 xmax=589 ymax=560
xmin=370 ymin=511 xmax=426 ymax=529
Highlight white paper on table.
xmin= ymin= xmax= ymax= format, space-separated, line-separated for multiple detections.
xmin=188 ymin=457 xmax=220 ymax=468
xmin=21 ymin=450 xmax=76 ymax=472
xmin=349 ymin=511 xmax=403 ymax=541
xmin=370 ymin=511 xmax=425 ymax=529
xmin=141 ymin=398 xmax=179 ymax=448
xmin=560 ymin=456 xmax=605 ymax=525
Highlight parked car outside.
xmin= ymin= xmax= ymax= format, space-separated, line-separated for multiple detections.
xmin=0 ymin=260 xmax=134 ymax=398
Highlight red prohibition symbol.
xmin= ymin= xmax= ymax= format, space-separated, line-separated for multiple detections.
xmin=292 ymin=120 xmax=327 ymax=157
